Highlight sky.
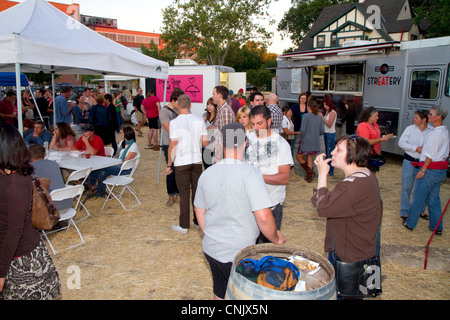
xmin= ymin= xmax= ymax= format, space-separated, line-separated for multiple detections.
xmin=16 ymin=0 xmax=295 ymax=55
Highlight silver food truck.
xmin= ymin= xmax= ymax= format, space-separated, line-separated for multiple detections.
xmin=276 ymin=36 xmax=450 ymax=155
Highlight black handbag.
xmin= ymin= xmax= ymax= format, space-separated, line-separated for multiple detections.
xmin=369 ymin=146 xmax=386 ymax=167
xmin=330 ymin=224 xmax=382 ymax=299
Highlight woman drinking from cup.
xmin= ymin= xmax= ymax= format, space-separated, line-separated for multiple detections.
xmin=311 ymin=135 xmax=382 ymax=299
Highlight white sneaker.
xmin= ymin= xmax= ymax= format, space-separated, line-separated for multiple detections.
xmin=172 ymin=225 xmax=188 ymax=234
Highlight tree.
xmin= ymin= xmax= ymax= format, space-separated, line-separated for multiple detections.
xmin=140 ymin=40 xmax=177 ymax=66
xmin=277 ymin=0 xmax=355 ymax=46
xmin=224 ymin=41 xmax=277 ymax=90
xmin=412 ymin=0 xmax=450 ymax=38
xmin=161 ymin=0 xmax=275 ymax=65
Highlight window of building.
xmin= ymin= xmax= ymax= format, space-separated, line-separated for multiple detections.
xmin=331 ymin=34 xmax=337 ymax=47
xmin=410 ymin=69 xmax=441 ymax=100
xmin=317 ymin=35 xmax=325 ymax=48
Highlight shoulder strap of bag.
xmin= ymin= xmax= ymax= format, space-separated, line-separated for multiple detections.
xmin=164 ymin=105 xmax=177 ymax=116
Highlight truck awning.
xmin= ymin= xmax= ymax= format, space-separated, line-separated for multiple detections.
xmin=279 ymin=41 xmax=398 ymax=60
xmin=270 ymin=59 xmax=367 ymax=69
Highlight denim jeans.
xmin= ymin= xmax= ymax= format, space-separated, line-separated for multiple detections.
xmin=406 ymin=169 xmax=446 ymax=231
xmin=324 ymin=132 xmax=336 ymax=175
xmin=400 ymin=159 xmax=426 ymax=217
xmin=116 ymin=111 xmax=123 ymax=131
xmin=90 ymin=165 xmax=131 ymax=194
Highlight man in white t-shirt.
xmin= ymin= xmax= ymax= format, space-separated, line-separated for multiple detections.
xmin=245 ymin=105 xmax=294 ymax=243
xmin=166 ymin=94 xmax=208 ymax=233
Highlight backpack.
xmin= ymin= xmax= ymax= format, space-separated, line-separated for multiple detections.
xmin=236 ymin=256 xmax=300 ymax=291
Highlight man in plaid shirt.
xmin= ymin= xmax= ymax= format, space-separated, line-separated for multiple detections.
xmin=213 ymin=86 xmax=235 ymax=130
xmin=212 ymin=86 xmax=235 ymax=163
xmin=266 ymin=92 xmax=283 ymax=134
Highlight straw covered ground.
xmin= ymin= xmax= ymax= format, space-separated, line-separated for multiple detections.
xmin=49 ymin=126 xmax=449 ymax=300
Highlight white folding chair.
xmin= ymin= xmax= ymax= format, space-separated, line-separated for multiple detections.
xmin=65 ymin=167 xmax=92 ymax=221
xmin=101 ymin=156 xmax=141 ymax=211
xmin=104 ymin=146 xmax=114 ymax=157
xmin=65 ymin=167 xmax=92 ymax=186
xmin=42 ymin=185 xmax=87 ymax=254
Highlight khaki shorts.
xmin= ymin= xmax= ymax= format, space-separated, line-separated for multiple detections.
xmin=135 ymin=109 xmax=145 ymax=122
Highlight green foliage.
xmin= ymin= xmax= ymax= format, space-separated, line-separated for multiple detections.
xmin=160 ymin=0 xmax=274 ymax=65
xmin=224 ymin=41 xmax=277 ymax=90
xmin=25 ymin=72 xmax=56 ymax=85
xmin=247 ymin=69 xmax=274 ymax=90
xmin=81 ymin=75 xmax=102 ymax=84
xmin=140 ymin=40 xmax=176 ymax=66
xmin=412 ymin=0 xmax=450 ymax=38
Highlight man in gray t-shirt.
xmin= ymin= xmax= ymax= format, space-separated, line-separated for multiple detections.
xmin=194 ymin=122 xmax=286 ymax=300
xmin=159 ymin=88 xmax=183 ymax=206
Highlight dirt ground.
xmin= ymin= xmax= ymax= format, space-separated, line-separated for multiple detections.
xmin=49 ymin=126 xmax=450 ymax=300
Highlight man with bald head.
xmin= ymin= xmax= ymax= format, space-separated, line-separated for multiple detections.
xmin=266 ymin=92 xmax=283 ymax=134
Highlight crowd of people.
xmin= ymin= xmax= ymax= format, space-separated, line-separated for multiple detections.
xmin=0 ymin=82 xmax=448 ymax=300
xmin=160 ymin=86 xmax=448 ymax=300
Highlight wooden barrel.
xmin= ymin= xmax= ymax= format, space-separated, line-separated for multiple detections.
xmin=225 ymin=244 xmax=336 ymax=300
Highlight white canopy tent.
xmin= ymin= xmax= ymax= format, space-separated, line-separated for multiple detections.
xmin=0 ymin=0 xmax=169 ymax=133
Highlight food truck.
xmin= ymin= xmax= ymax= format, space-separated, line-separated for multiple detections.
xmin=276 ymin=36 xmax=450 ymax=155
xmin=155 ymin=59 xmax=247 ymax=116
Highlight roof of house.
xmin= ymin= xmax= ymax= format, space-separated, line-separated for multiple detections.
xmin=294 ymin=0 xmax=418 ymax=52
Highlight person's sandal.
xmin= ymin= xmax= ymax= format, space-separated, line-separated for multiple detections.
xmin=403 ymin=223 xmax=413 ymax=231
xmin=420 ymin=213 xmax=429 ymax=220
xmin=430 ymin=226 xmax=442 ymax=236
xmin=402 ymin=218 xmax=413 ymax=230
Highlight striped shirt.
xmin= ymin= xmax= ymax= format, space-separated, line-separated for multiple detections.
xmin=268 ymin=104 xmax=283 ymax=134
xmin=216 ymin=103 xmax=235 ymax=131
xmin=214 ymin=103 xmax=235 ymax=159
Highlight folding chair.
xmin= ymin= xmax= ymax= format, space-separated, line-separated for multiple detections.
xmin=104 ymin=146 xmax=114 ymax=157
xmin=101 ymin=156 xmax=141 ymax=211
xmin=65 ymin=167 xmax=92 ymax=187
xmin=42 ymin=185 xmax=87 ymax=254
xmin=65 ymin=167 xmax=92 ymax=221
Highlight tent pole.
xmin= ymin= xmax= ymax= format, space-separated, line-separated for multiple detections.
xmin=157 ymin=78 xmax=168 ymax=185
xmin=15 ymin=63 xmax=23 ymax=136
xmin=29 ymin=87 xmax=44 ymax=124
xmin=52 ymin=73 xmax=56 ymax=128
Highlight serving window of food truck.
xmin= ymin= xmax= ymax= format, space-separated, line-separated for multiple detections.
xmin=310 ymin=63 xmax=364 ymax=94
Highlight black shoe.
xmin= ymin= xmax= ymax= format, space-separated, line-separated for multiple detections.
xmin=403 ymin=220 xmax=413 ymax=231
xmin=429 ymin=226 xmax=442 ymax=236
xmin=420 ymin=213 xmax=429 ymax=220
